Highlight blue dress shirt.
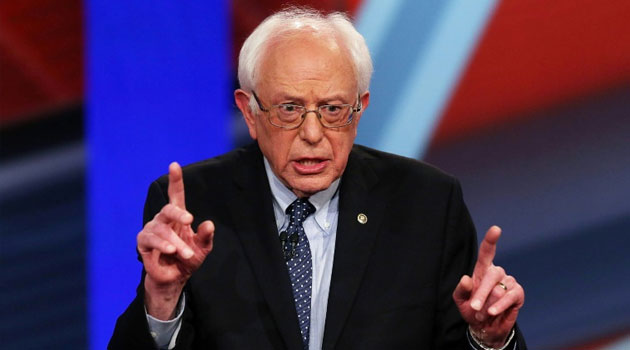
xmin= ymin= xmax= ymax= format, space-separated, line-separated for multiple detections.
xmin=264 ymin=158 xmax=340 ymax=350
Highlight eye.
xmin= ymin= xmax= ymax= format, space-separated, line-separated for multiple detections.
xmin=320 ymin=105 xmax=346 ymax=120
xmin=277 ymin=104 xmax=301 ymax=114
xmin=322 ymin=105 xmax=342 ymax=115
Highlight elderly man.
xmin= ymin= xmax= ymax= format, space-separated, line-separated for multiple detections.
xmin=110 ymin=8 xmax=526 ymax=350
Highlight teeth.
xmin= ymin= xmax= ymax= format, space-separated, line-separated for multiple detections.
xmin=299 ymin=159 xmax=318 ymax=165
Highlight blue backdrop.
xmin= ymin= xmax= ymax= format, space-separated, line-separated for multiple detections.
xmin=86 ymin=2 xmax=230 ymax=349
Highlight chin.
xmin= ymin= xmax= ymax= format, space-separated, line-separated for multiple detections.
xmin=290 ymin=177 xmax=332 ymax=197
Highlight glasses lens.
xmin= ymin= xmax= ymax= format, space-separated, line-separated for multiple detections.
xmin=270 ymin=104 xmax=304 ymax=128
xmin=320 ymin=105 xmax=352 ymax=127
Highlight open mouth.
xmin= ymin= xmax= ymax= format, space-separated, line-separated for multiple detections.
xmin=298 ymin=159 xmax=320 ymax=166
xmin=292 ymin=158 xmax=329 ymax=174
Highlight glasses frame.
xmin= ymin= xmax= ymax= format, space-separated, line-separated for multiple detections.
xmin=252 ymin=91 xmax=362 ymax=130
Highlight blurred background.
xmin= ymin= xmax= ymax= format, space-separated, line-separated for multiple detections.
xmin=1 ymin=0 xmax=629 ymax=349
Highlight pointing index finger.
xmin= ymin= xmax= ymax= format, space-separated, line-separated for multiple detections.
xmin=168 ymin=162 xmax=186 ymax=210
xmin=476 ymin=225 xmax=502 ymax=270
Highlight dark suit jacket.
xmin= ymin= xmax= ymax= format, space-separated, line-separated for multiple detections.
xmin=110 ymin=143 xmax=526 ymax=349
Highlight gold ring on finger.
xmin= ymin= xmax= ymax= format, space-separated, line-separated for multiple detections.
xmin=497 ymin=282 xmax=507 ymax=290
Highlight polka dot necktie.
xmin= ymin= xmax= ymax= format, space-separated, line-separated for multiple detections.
xmin=281 ymin=198 xmax=316 ymax=349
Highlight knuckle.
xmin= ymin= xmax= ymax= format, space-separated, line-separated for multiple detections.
xmin=137 ymin=229 xmax=151 ymax=243
xmin=162 ymin=203 xmax=175 ymax=216
xmin=167 ymin=204 xmax=177 ymax=215
xmin=150 ymin=224 xmax=164 ymax=236
xmin=488 ymin=266 xmax=505 ymax=279
xmin=145 ymin=218 xmax=157 ymax=230
xmin=138 ymin=232 xmax=157 ymax=249
xmin=487 ymin=266 xmax=500 ymax=278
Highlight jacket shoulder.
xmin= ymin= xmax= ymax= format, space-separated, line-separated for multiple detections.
xmin=350 ymin=144 xmax=457 ymax=188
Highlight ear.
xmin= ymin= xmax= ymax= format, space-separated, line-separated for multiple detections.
xmin=234 ymin=89 xmax=258 ymax=140
xmin=353 ymin=91 xmax=370 ymax=125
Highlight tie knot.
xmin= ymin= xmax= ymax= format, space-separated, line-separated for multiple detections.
xmin=286 ymin=198 xmax=315 ymax=225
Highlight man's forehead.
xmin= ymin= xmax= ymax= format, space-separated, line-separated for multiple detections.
xmin=254 ymin=30 xmax=357 ymax=98
xmin=261 ymin=34 xmax=351 ymax=74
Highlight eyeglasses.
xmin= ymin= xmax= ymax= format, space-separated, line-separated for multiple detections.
xmin=252 ymin=91 xmax=362 ymax=130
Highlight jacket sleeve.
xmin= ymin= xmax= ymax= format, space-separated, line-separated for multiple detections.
xmin=432 ymin=178 xmax=478 ymax=349
xmin=108 ymin=180 xmax=188 ymax=350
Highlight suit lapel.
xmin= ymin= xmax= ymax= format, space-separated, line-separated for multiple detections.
xmin=322 ymin=147 xmax=387 ymax=349
xmin=226 ymin=145 xmax=303 ymax=349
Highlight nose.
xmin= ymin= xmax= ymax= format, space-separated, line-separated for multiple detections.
xmin=298 ymin=110 xmax=324 ymax=144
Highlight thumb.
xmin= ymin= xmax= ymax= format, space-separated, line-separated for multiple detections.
xmin=453 ymin=275 xmax=473 ymax=306
xmin=196 ymin=220 xmax=215 ymax=252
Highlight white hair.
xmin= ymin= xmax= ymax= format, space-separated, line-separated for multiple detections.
xmin=238 ymin=7 xmax=373 ymax=107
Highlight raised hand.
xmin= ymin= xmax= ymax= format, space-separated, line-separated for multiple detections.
xmin=137 ymin=162 xmax=215 ymax=320
xmin=453 ymin=226 xmax=525 ymax=347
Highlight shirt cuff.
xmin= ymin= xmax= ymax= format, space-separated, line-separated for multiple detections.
xmin=467 ymin=326 xmax=517 ymax=350
xmin=145 ymin=294 xmax=185 ymax=350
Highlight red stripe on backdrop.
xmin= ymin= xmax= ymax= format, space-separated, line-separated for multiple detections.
xmin=0 ymin=0 xmax=83 ymax=125
xmin=432 ymin=0 xmax=630 ymax=145
xmin=567 ymin=329 xmax=630 ymax=350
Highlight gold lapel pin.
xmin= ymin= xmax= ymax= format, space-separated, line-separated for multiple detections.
xmin=357 ymin=213 xmax=368 ymax=224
